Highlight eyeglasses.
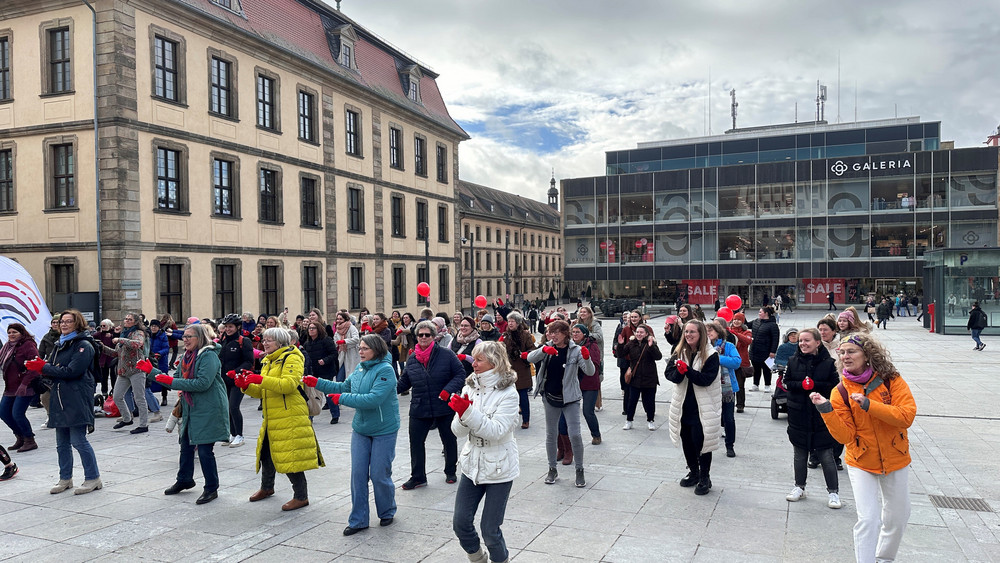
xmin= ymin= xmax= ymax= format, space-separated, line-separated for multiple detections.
xmin=181 ymin=335 xmax=197 ymax=339
xmin=58 ymin=320 xmax=74 ymax=325
xmin=417 ymin=333 xmax=434 ymax=338
xmin=359 ymin=345 xmax=371 ymax=351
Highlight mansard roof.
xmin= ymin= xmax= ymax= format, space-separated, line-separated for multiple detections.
xmin=458 ymin=180 xmax=561 ymax=231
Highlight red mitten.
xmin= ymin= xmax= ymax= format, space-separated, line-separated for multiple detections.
xmin=302 ymin=375 xmax=318 ymax=387
xmin=173 ymin=360 xmax=181 ymax=368
xmin=439 ymin=390 xmax=451 ymax=401
xmin=336 ymin=340 xmax=346 ymax=346
xmin=542 ymin=346 xmax=557 ymax=355
xmin=136 ymin=358 xmax=153 ymax=374
xmin=457 ymin=353 xmax=467 ymax=362
xmin=396 ymin=328 xmax=404 ymax=335
xmin=244 ymin=373 xmax=263 ymax=385
xmin=360 ymin=323 xmax=371 ymax=333
xmin=234 ymin=375 xmax=251 ymax=390
xmin=327 ymin=393 xmax=341 ymax=405
xmin=676 ymin=360 xmax=688 ymax=375
xmin=242 ymin=330 xmax=251 ymax=337
xmin=154 ymin=374 xmax=173 ymax=386
xmin=24 ymin=357 xmax=46 ymax=372
xmin=580 ymin=347 xmax=590 ymax=360
xmin=448 ymin=393 xmax=472 ymax=417
xmin=225 ymin=370 xmax=237 ymax=380
xmin=253 ymin=336 xmax=261 ymax=343
xmin=499 ymin=334 xmax=505 ymax=343
xmin=520 ymin=351 xmax=529 ymax=360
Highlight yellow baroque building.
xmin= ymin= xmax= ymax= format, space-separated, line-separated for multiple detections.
xmin=0 ymin=0 xmax=468 ymax=322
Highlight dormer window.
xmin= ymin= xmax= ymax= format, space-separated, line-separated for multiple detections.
xmin=399 ymin=64 xmax=421 ymax=103
xmin=210 ymin=0 xmax=243 ymax=14
xmin=328 ymin=24 xmax=358 ymax=71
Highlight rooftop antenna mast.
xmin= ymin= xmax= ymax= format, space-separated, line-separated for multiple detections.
xmin=335 ymin=0 xmax=342 ymax=9
xmin=730 ymin=88 xmax=738 ymax=130
xmin=816 ymin=80 xmax=827 ymax=122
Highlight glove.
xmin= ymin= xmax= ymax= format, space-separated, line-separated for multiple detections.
xmin=448 ymin=393 xmax=472 ymax=417
xmin=174 ymin=360 xmax=181 ymax=368
xmin=499 ymin=334 xmax=505 ymax=343
xmin=24 ymin=357 xmax=46 ymax=372
xmin=439 ymin=390 xmax=451 ymax=401
xmin=327 ymin=393 xmax=341 ymax=405
xmin=676 ymin=360 xmax=688 ymax=375
xmin=396 ymin=328 xmax=404 ymax=335
xmin=225 ymin=370 xmax=237 ymax=379
xmin=336 ymin=340 xmax=345 ymax=346
xmin=234 ymin=375 xmax=251 ymax=390
xmin=154 ymin=374 xmax=174 ymax=386
xmin=136 ymin=358 xmax=153 ymax=374
xmin=457 ymin=353 xmax=467 ymax=362
xmin=244 ymin=373 xmax=263 ymax=385
xmin=580 ymin=347 xmax=590 ymax=360
xmin=520 ymin=351 xmax=529 ymax=360
xmin=542 ymin=346 xmax=557 ymax=355
xmin=302 ymin=375 xmax=318 ymax=387
xmin=253 ymin=335 xmax=261 ymax=343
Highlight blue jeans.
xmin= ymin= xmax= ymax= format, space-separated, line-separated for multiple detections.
xmin=581 ymin=389 xmax=600 ymax=438
xmin=453 ymin=474 xmax=513 ymax=562
xmin=517 ymin=388 xmax=530 ymax=424
xmin=330 ymin=366 xmax=347 ymax=419
xmin=177 ymin=429 xmax=219 ymax=493
xmin=55 ymin=425 xmax=100 ymax=481
xmin=0 ymin=395 xmax=34 ymax=438
xmin=349 ymin=432 xmax=397 ymax=528
xmin=972 ymin=329 xmax=983 ymax=347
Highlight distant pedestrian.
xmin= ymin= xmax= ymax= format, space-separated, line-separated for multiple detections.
xmin=827 ymin=292 xmax=836 ymax=311
xmin=968 ymin=301 xmax=988 ymax=351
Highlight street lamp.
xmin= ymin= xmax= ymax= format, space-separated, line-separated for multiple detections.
xmin=503 ymin=232 xmax=511 ymax=301
xmin=421 ymin=225 xmax=430 ymax=305
xmin=461 ymin=235 xmax=474 ymax=313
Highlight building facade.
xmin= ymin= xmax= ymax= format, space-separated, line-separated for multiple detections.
xmin=458 ymin=178 xmax=562 ymax=310
xmin=562 ymin=117 xmax=999 ymax=307
xmin=0 ymin=0 xmax=467 ymax=322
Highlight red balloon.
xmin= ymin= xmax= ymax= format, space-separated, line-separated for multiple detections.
xmin=716 ymin=307 xmax=734 ymax=322
xmin=474 ymin=295 xmax=487 ymax=309
xmin=802 ymin=376 xmax=814 ymax=391
xmin=416 ymin=282 xmax=430 ymax=297
xmin=725 ymin=294 xmax=743 ymax=311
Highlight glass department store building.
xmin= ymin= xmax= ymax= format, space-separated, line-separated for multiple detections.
xmin=562 ymin=117 xmax=999 ymax=308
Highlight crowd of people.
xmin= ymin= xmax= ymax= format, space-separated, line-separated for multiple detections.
xmin=0 ymin=293 xmax=931 ymax=563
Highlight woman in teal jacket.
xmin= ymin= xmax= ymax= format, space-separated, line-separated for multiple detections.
xmin=707 ymin=321 xmax=742 ymax=458
xmin=304 ymin=334 xmax=400 ymax=536
xmin=138 ymin=324 xmax=229 ymax=505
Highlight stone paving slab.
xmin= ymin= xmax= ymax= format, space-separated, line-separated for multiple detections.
xmin=0 ymin=308 xmax=997 ymax=561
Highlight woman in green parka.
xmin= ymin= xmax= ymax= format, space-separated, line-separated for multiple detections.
xmin=236 ymin=327 xmax=324 ymax=512
xmin=137 ymin=323 xmax=229 ymax=505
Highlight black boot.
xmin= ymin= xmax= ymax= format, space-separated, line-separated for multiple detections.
xmin=694 ymin=473 xmax=712 ymax=495
xmin=679 ymin=470 xmax=699 ymax=487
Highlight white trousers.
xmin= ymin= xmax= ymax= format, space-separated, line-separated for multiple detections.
xmin=847 ymin=465 xmax=911 ymax=563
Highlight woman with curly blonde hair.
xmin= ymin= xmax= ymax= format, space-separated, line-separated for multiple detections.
xmin=811 ymin=334 xmax=916 ymax=562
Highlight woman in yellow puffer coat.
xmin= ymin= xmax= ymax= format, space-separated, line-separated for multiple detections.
xmin=236 ymin=327 xmax=324 ymax=511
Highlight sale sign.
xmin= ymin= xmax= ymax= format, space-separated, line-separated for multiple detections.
xmin=681 ymin=279 xmax=719 ymax=305
xmin=803 ymin=278 xmax=845 ymax=304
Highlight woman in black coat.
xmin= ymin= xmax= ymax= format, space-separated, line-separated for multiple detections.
xmin=302 ymin=320 xmax=339 ymax=423
xmin=218 ymin=315 xmax=255 ymax=446
xmin=29 ymin=309 xmax=102 ymax=495
xmin=749 ymin=306 xmax=780 ymax=391
xmin=397 ymin=320 xmax=466 ymax=490
xmin=616 ymin=324 xmax=662 ymax=430
xmin=782 ymin=328 xmax=840 ymax=508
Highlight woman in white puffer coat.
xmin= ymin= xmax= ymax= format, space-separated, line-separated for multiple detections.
xmin=449 ymin=341 xmax=519 ymax=563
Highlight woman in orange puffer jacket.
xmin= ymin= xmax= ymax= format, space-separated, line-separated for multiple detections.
xmin=811 ymin=333 xmax=916 ymax=563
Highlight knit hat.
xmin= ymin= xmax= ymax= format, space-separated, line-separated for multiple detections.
xmin=149 ymin=319 xmax=161 ymax=328
xmin=573 ymin=323 xmax=590 ymax=337
xmin=481 ymin=314 xmax=495 ymax=326
xmin=733 ymin=312 xmax=746 ymax=323
xmin=837 ymin=311 xmax=854 ymax=321
xmin=186 ymin=316 xmax=200 ymax=325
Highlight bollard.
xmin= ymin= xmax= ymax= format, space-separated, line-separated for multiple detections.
xmin=928 ymin=302 xmax=935 ymax=333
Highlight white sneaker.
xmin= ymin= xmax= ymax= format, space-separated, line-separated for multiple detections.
xmin=751 ymin=385 xmax=760 ymax=392
xmin=622 ymin=421 xmax=633 ymax=430
xmin=148 ymin=412 xmax=163 ymax=423
xmin=786 ymin=486 xmax=806 ymax=502
xmin=764 ymin=386 xmax=772 ymax=393
xmin=230 ymin=435 xmax=245 ymax=448
xmin=647 ymin=421 xmax=656 ymax=431
xmin=828 ymin=492 xmax=842 ymax=509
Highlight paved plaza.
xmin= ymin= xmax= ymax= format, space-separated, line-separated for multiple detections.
xmin=1 ymin=308 xmax=998 ymax=562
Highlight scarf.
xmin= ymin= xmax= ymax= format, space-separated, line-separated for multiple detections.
xmin=336 ymin=322 xmax=350 ymax=337
xmin=843 ymin=365 xmax=874 ymax=385
xmin=456 ymin=329 xmax=480 ymax=345
xmin=121 ymin=324 xmax=139 ymax=339
xmin=59 ymin=331 xmax=79 ymax=345
xmin=372 ymin=320 xmax=388 ymax=335
xmin=0 ymin=339 xmax=17 ymax=371
xmin=413 ymin=342 xmax=433 ymax=367
xmin=180 ymin=349 xmax=196 ymax=406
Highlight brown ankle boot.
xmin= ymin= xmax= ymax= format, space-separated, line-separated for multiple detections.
xmin=9 ymin=435 xmax=23 ymax=450
xmin=561 ymin=435 xmax=574 ymax=466
xmin=556 ymin=434 xmax=565 ymax=461
xmin=17 ymin=437 xmax=37 ymax=452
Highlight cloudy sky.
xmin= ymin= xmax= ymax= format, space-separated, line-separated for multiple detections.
xmin=333 ymin=0 xmax=1000 ymax=203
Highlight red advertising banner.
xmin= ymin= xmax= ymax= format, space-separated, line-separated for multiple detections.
xmin=645 ymin=242 xmax=654 ymax=262
xmin=681 ymin=279 xmax=719 ymax=305
xmin=803 ymin=278 xmax=845 ymax=304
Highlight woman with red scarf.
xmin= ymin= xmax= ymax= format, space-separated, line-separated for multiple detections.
xmin=396 ymin=320 xmax=466 ymax=490
xmin=1 ymin=323 xmax=40 ymax=452
xmin=138 ymin=323 xmax=229 ymax=505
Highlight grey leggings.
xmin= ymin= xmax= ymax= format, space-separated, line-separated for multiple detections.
xmin=544 ymin=400 xmax=583 ymax=469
